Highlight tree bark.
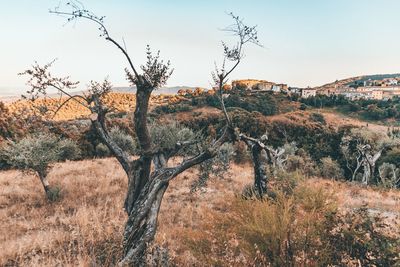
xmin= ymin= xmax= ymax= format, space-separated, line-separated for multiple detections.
xmin=120 ymin=180 xmax=168 ymax=266
xmin=37 ymin=169 xmax=51 ymax=198
xmin=251 ymin=144 xmax=268 ymax=196
xmin=361 ymin=150 xmax=382 ymax=185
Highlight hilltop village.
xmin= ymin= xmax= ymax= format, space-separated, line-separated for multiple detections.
xmin=187 ymin=77 xmax=400 ymax=100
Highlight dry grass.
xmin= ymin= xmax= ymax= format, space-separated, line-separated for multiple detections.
xmin=0 ymin=159 xmax=399 ymax=266
xmin=0 ymin=159 xmax=127 ymax=266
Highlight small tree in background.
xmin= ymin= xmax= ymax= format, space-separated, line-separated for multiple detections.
xmin=378 ymin=163 xmax=399 ymax=189
xmin=1 ymin=133 xmax=80 ymax=200
xmin=341 ymin=127 xmax=398 ymax=184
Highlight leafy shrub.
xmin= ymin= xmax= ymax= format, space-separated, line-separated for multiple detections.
xmin=96 ymin=143 xmax=111 ymax=158
xmin=109 ymin=127 xmax=137 ymax=155
xmin=310 ymin=112 xmax=326 ymax=125
xmin=2 ymin=133 xmax=80 ymax=172
xmin=225 ymin=92 xmax=278 ymax=116
xmin=319 ymin=156 xmax=344 ymax=180
xmin=285 ymin=153 xmax=320 ymax=177
xmin=150 ymin=121 xmax=197 ymax=157
xmin=378 ymin=163 xmax=399 ymax=188
xmin=153 ymin=103 xmax=191 ymax=114
xmin=95 ymin=127 xmax=137 ymax=157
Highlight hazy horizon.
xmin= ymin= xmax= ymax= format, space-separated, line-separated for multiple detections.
xmin=2 ymin=0 xmax=400 ymax=95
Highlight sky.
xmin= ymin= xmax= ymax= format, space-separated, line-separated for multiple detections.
xmin=1 ymin=0 xmax=400 ymax=95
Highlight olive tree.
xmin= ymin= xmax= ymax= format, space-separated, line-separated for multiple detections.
xmin=1 ymin=133 xmax=80 ymax=199
xmin=341 ymin=128 xmax=397 ymax=185
xmin=378 ymin=163 xmax=399 ymax=189
xmin=20 ymin=2 xmax=262 ymax=264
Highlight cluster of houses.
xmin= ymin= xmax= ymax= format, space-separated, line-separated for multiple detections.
xmin=313 ymin=81 xmax=400 ymax=100
xmin=230 ymin=77 xmax=400 ymax=100
xmin=176 ymin=77 xmax=400 ymax=101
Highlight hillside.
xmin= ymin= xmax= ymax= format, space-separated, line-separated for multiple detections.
xmin=316 ymin=73 xmax=400 ymax=89
xmin=1 ymin=158 xmax=399 ymax=266
xmin=5 ymin=92 xmax=185 ymax=121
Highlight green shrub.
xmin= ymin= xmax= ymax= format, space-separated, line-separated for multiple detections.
xmin=310 ymin=112 xmax=326 ymax=125
xmin=2 ymin=133 xmax=80 ymax=199
xmin=150 ymin=121 xmax=197 ymax=157
xmin=285 ymin=154 xmax=320 ymax=177
xmin=378 ymin=163 xmax=399 ymax=188
xmin=96 ymin=143 xmax=111 ymax=158
xmin=320 ymin=156 xmax=344 ymax=180
xmin=109 ymin=127 xmax=137 ymax=155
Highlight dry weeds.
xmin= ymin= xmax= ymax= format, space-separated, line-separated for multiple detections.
xmin=0 ymin=159 xmax=399 ymax=266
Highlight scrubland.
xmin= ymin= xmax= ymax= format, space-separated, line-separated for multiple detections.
xmin=1 ymin=158 xmax=399 ymax=266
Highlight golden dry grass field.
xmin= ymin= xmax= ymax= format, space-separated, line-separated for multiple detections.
xmin=1 ymin=158 xmax=399 ymax=266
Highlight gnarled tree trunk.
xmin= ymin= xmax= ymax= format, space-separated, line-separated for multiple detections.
xmin=250 ymin=144 xmax=268 ymax=196
xmin=360 ymin=148 xmax=382 ymax=185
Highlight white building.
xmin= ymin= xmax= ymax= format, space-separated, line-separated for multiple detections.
xmin=301 ymin=88 xmax=317 ymax=98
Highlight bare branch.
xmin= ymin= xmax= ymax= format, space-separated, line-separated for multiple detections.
xmin=50 ymin=1 xmax=141 ymax=81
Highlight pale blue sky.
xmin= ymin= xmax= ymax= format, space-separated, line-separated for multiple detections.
xmin=1 ymin=0 xmax=400 ymax=95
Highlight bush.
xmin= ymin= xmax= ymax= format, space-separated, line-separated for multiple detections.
xmin=109 ymin=127 xmax=137 ymax=155
xmin=150 ymin=120 xmax=197 ymax=157
xmin=285 ymin=153 xmax=320 ymax=177
xmin=96 ymin=143 xmax=111 ymax=158
xmin=233 ymin=141 xmax=250 ymax=164
xmin=95 ymin=127 xmax=137 ymax=157
xmin=310 ymin=112 xmax=326 ymax=125
xmin=224 ymin=92 xmax=278 ymax=116
xmin=378 ymin=163 xmax=399 ymax=188
xmin=299 ymin=103 xmax=307 ymax=110
xmin=186 ymin=177 xmax=399 ymax=266
xmin=320 ymin=157 xmax=344 ymax=180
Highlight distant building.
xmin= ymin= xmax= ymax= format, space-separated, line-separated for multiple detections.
xmin=271 ymin=85 xmax=282 ymax=92
xmin=288 ymin=87 xmax=302 ymax=95
xmin=317 ymin=87 xmax=337 ymax=96
xmin=301 ymin=88 xmax=317 ymax=98
xmin=371 ymin=90 xmax=383 ymax=100
xmin=276 ymin=83 xmax=288 ymax=91
xmin=383 ymin=78 xmax=398 ymax=86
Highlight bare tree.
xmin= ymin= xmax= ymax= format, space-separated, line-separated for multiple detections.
xmin=20 ymin=2 xmax=261 ymax=265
